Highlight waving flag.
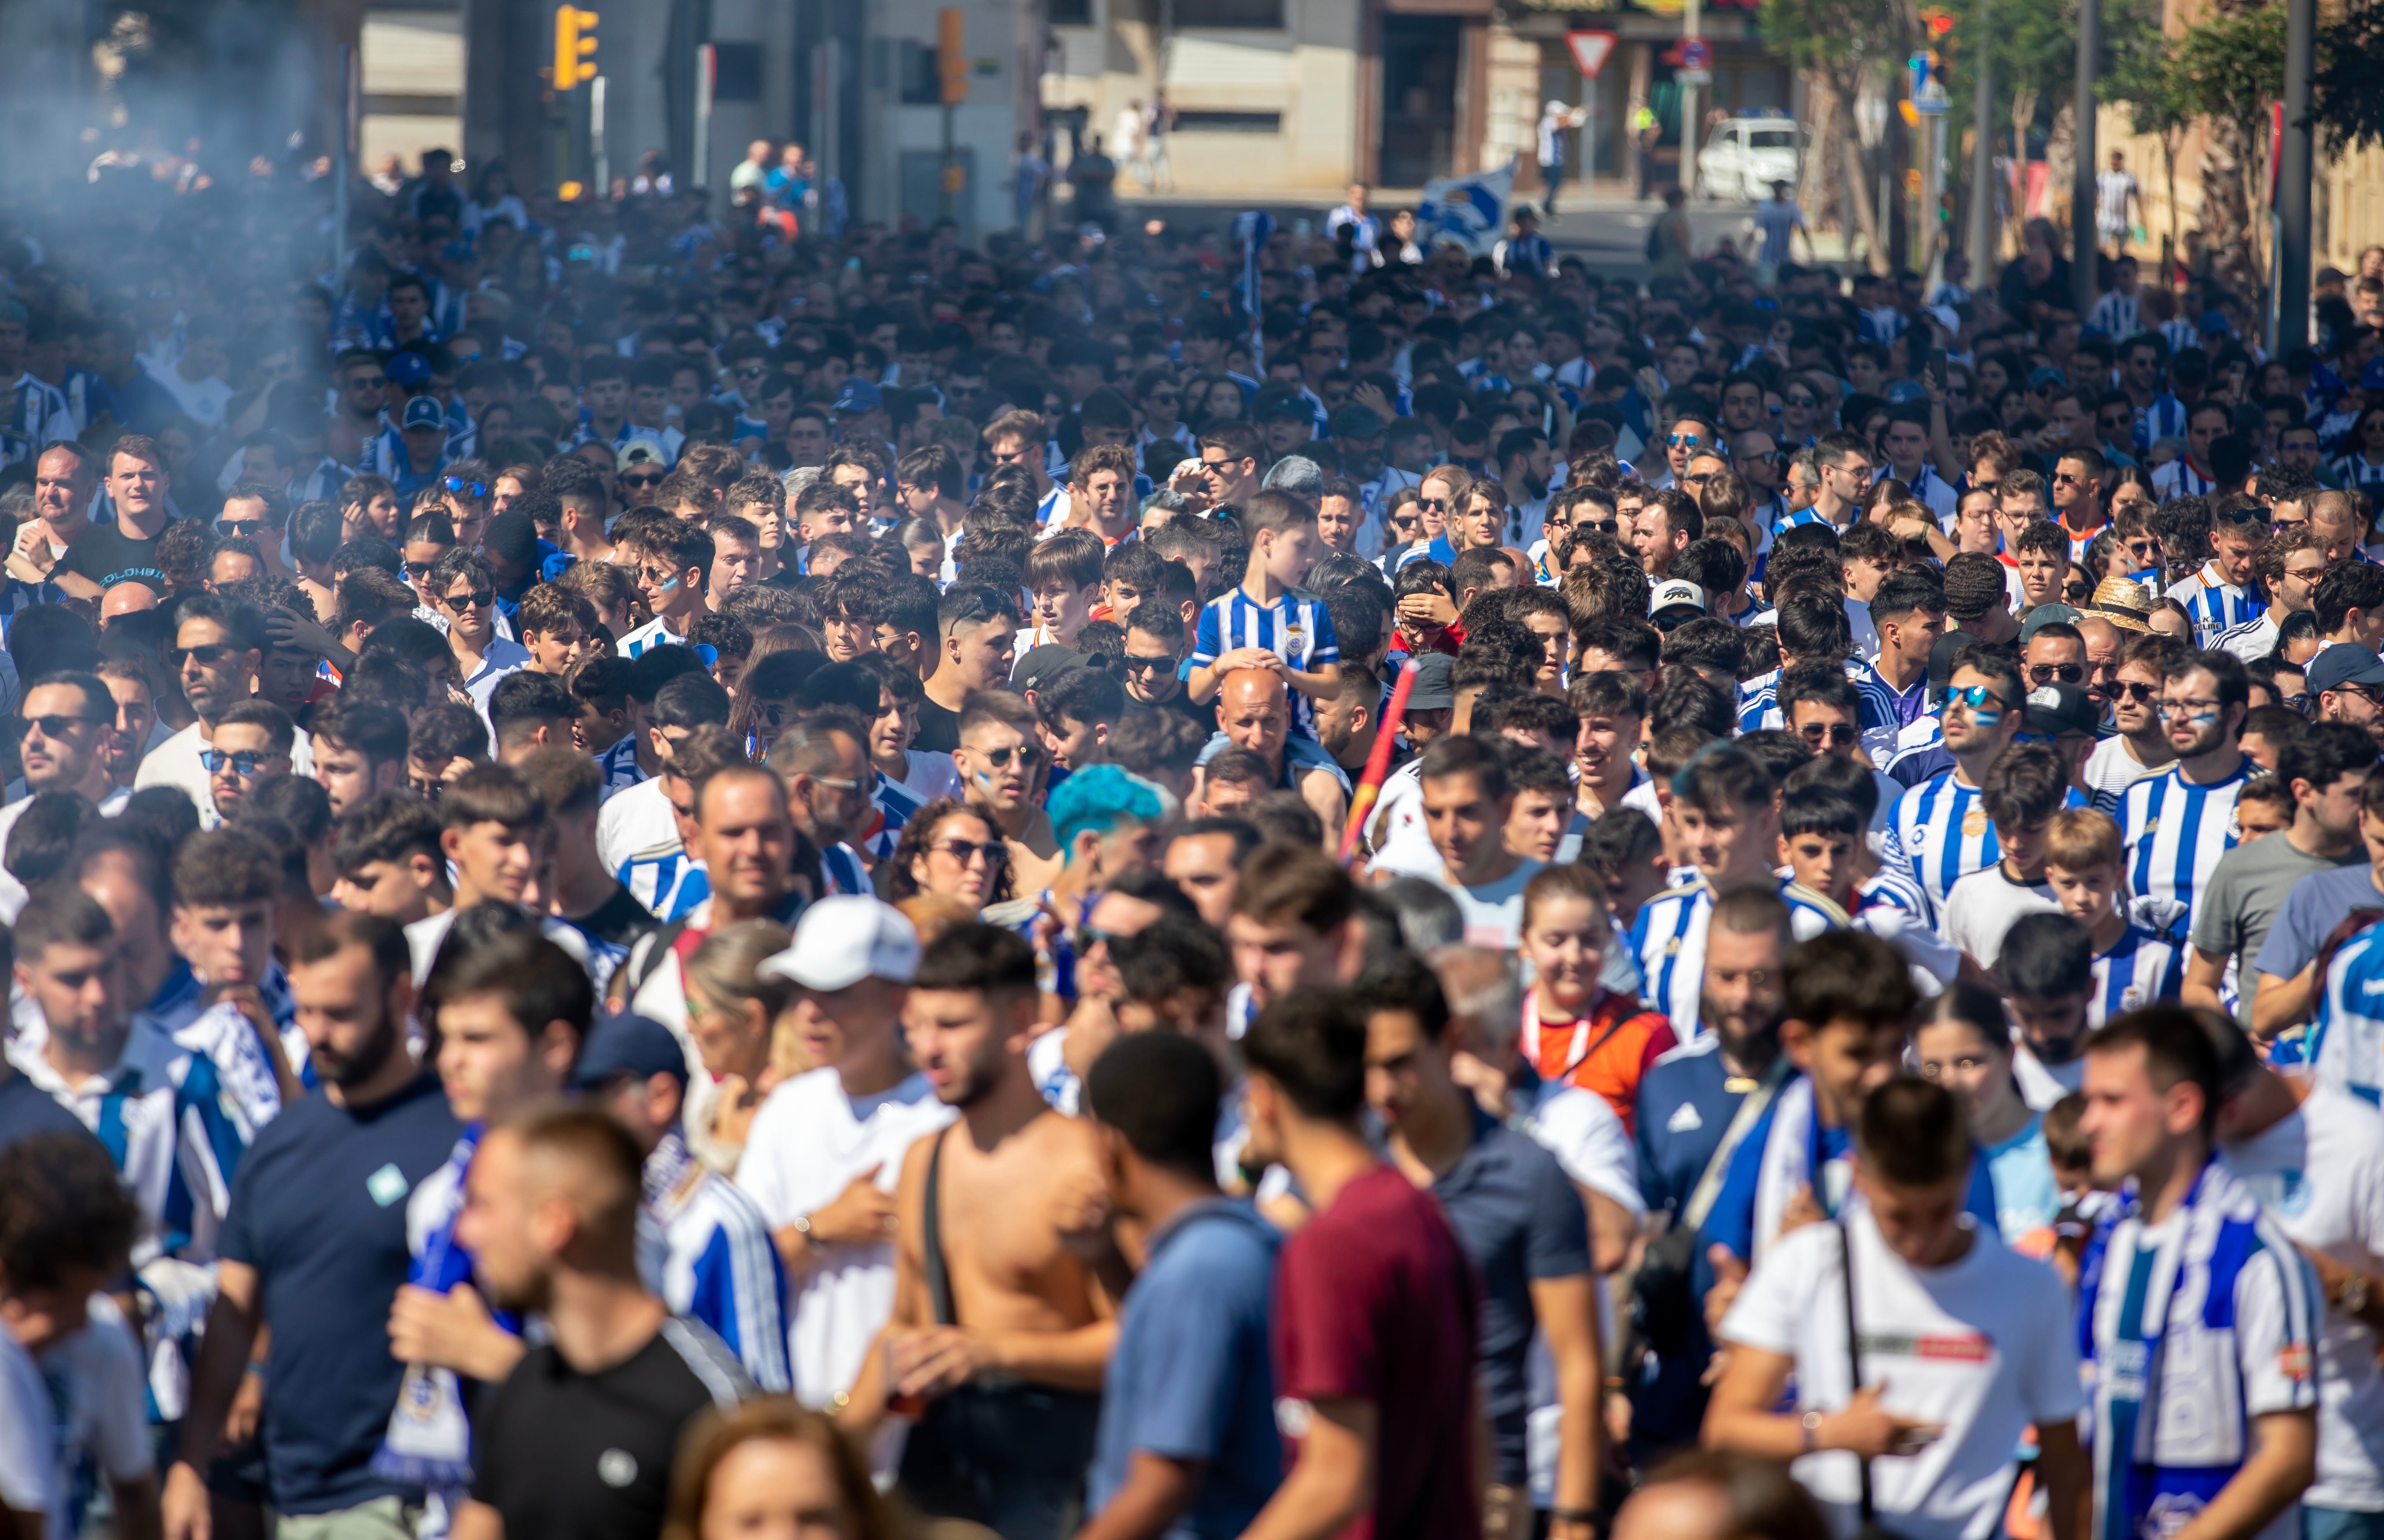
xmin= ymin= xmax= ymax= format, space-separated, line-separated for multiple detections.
xmin=1415 ymin=157 xmax=1519 ymax=257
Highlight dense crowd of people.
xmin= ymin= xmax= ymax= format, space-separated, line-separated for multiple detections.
xmin=6 ymin=143 xmax=2384 ymax=1540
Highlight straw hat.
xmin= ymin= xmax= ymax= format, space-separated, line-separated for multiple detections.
xmin=2085 ymin=576 xmax=2154 ymax=633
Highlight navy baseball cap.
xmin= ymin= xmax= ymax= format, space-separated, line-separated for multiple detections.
xmin=571 ymin=1013 xmax=688 ymax=1090
xmin=2309 ymin=644 xmax=2384 ymax=695
xmin=833 ymin=378 xmax=884 ymax=414
xmin=386 ymin=351 xmax=433 ymax=387
xmin=400 ymin=395 xmax=446 ymax=431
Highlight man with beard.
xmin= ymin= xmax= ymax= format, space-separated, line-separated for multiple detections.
xmin=163 ymin=912 xmax=466 ymax=1540
xmin=1993 ymin=913 xmax=2103 ymax=1107
xmin=840 ymin=924 xmax=1113 ymax=1540
xmin=1199 ymin=667 xmax=1349 ymax=848
xmin=1627 ymin=886 xmax=1790 ymax=1458
xmin=2312 ymin=644 xmax=2384 ymax=755
xmin=2118 ymin=648 xmax=2256 ymax=932
xmin=449 ymin=1104 xmax=752 ymax=1540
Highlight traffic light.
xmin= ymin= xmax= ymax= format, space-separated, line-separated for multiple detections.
xmin=939 ymin=8 xmax=969 ymax=106
xmin=553 ymin=5 xmax=599 ymax=89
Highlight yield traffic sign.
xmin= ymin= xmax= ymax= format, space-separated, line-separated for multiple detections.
xmin=1566 ymin=30 xmax=1617 ymax=78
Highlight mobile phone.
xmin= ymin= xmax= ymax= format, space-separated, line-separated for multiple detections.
xmin=1924 ymin=346 xmax=1947 ymax=386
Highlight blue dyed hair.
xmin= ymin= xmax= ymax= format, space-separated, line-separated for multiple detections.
xmin=1048 ymin=763 xmax=1166 ymax=854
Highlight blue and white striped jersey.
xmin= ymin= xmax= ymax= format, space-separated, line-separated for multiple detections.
xmin=820 ymin=840 xmax=870 ymax=898
xmin=2312 ymin=920 xmax=2384 ymax=1105
xmin=2135 ymin=394 xmax=2188 ymax=453
xmin=619 ymin=847 xmax=709 ymax=922
xmin=12 ymin=1031 xmax=247 ymax=1265
xmin=1191 ymin=586 xmax=1341 ymax=737
xmin=1736 ymin=662 xmax=1902 ymax=760
xmin=867 ymin=770 xmax=928 ymax=861
xmin=616 ymin=614 xmax=689 ymax=659
xmin=2119 ymin=759 xmax=2251 ymax=919
xmin=2332 ymin=453 xmax=2384 ymax=494
xmin=2092 ymin=925 xmax=2185 ymax=1027
xmin=2152 ymin=457 xmax=2221 ymax=501
xmin=2165 ymin=562 xmax=2260 ymax=644
xmin=640 ymin=1131 xmax=791 ymax=1393
xmin=1880 ymin=770 xmax=2001 ymax=925
xmin=1629 ymin=876 xmax=1849 ymax=1033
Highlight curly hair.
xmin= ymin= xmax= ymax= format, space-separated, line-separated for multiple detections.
xmin=883 ymin=796 xmax=1014 ymax=906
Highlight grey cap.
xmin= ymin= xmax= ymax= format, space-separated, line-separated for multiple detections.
xmin=2018 ymin=603 xmax=2085 ymax=642
xmin=1261 ymin=454 xmax=1325 ymax=498
xmin=1403 ymin=651 xmax=1456 ymax=710
xmin=1328 ymin=403 xmax=1387 ymax=440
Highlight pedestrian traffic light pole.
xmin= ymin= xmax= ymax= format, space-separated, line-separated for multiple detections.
xmin=2277 ymin=0 xmax=2315 ymax=351
xmin=2071 ymin=0 xmax=2099 ymax=318
xmin=1965 ymin=5 xmax=1994 ymax=283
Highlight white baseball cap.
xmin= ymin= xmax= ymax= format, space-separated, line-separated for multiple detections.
xmin=759 ymin=896 xmax=921 ymax=991
xmin=1649 ymin=579 xmax=1708 ymax=617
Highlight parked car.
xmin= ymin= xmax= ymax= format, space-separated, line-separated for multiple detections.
xmin=1697 ymin=113 xmax=1806 ymax=202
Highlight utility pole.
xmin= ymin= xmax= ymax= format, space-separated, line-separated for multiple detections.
xmin=1680 ymin=0 xmax=1703 ymax=197
xmin=1965 ymin=8 xmax=1994 ymax=282
xmin=939 ymin=8 xmax=969 ymax=226
xmin=2071 ymin=0 xmax=2099 ymax=318
xmin=2277 ymin=0 xmax=2315 ymax=350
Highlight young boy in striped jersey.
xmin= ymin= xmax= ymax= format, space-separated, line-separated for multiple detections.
xmin=1187 ymin=489 xmax=1341 ymax=736
xmin=2043 ymin=807 xmax=2184 ymax=1020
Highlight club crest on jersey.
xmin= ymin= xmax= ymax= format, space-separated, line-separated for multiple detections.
xmin=1962 ymin=809 xmax=1989 ymax=838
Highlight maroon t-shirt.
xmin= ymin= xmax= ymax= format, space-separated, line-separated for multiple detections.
xmin=1272 ymin=1164 xmax=1482 ymax=1540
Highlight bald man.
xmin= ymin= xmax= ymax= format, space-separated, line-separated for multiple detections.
xmin=2074 ymin=614 xmax=2122 ymax=719
xmin=1196 ymin=666 xmax=1348 ymax=846
xmin=99 ymin=580 xmax=159 ymax=627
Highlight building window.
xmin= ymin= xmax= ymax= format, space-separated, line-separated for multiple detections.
xmin=1174 ymin=0 xmax=1284 ymax=27
xmin=1173 ymin=110 xmax=1282 ymax=132
xmin=1049 ymin=0 xmax=1094 ymax=24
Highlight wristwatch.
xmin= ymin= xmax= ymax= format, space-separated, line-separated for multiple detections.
xmin=1801 ymin=1409 xmax=1825 ymax=1452
xmin=791 ymin=1213 xmax=814 ymax=1239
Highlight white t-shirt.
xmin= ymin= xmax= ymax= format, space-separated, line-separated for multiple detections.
xmin=2083 ymin=736 xmax=2163 ymax=806
xmin=0 ymin=1324 xmax=55 ymax=1522
xmin=1719 ymin=1208 xmax=2085 ymax=1540
xmin=1942 ymin=865 xmax=2060 ymax=969
xmin=597 ymin=774 xmax=681 ymax=875
xmin=1433 ymin=858 xmax=1545 ymax=950
xmin=1367 ymin=761 xmax=1439 ymax=876
xmin=132 ymin=721 xmax=315 ymax=828
xmin=2012 ymin=1041 xmax=2086 ymax=1111
xmin=2222 ymin=1086 xmax=2384 ymax=1511
xmin=36 ymin=1296 xmax=151 ymax=1540
xmin=734 ymin=1066 xmax=957 ymax=1409
xmin=0 ymin=784 xmax=128 ymax=921
xmin=896 ymin=749 xmax=963 ymax=804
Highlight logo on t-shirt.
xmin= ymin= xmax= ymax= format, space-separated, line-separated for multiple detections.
xmin=1668 ymin=1102 xmax=1704 ymax=1133
xmin=365 ymin=1163 xmax=411 ymax=1207
xmin=1856 ymin=1329 xmax=1992 ymax=1363
xmin=598 ymin=1449 xmax=638 ymax=1487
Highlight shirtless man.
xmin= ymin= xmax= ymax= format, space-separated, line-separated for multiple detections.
xmin=954 ymin=691 xmax=1065 ymax=896
xmin=1203 ymin=668 xmax=1349 ymax=847
xmin=842 ymin=922 xmax=1115 ymax=1540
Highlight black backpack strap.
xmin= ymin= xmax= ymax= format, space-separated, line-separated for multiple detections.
xmin=923 ymin=1124 xmax=957 ymax=1327
xmin=1839 ymin=1218 xmax=1877 ymax=1525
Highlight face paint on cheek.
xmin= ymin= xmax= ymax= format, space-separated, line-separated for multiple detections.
xmin=2191 ymin=710 xmax=2219 ymax=727
xmin=1970 ymin=709 xmax=2002 ymax=728
xmin=975 ymin=771 xmax=995 ymax=788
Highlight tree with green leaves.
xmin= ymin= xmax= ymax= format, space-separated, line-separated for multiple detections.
xmin=2313 ymin=0 xmax=2384 ymax=151
xmin=2103 ymin=21 xmax=2188 ymax=266
xmin=2169 ymin=5 xmax=2285 ymax=294
xmin=1760 ymin=0 xmax=1914 ymax=273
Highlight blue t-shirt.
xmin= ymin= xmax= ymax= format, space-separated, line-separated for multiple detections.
xmin=1087 ymin=1200 xmax=1282 ymax=1539
xmin=1432 ymin=1109 xmax=1594 ymax=1485
xmin=1633 ymin=1039 xmax=1749 ymax=1220
xmin=218 ymin=1073 xmax=466 ymax=1515
xmin=1700 ymin=1082 xmax=2001 ymax=1265
xmin=2253 ymin=862 xmax=2384 ymax=982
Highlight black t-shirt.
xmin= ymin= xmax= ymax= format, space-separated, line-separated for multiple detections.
xmin=914 ymin=697 xmax=961 ymax=755
xmin=0 ymin=1066 xmax=99 ymax=1154
xmin=1125 ymin=686 xmax=1214 ymax=731
xmin=57 ymin=520 xmax=172 ymax=591
xmin=218 ymin=1072 xmax=465 ymax=1516
xmin=473 ymin=1320 xmax=751 ymax=1540
xmin=571 ymin=884 xmax=663 ymax=955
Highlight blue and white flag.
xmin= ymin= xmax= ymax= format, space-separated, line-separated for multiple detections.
xmin=1416 ymin=157 xmax=1519 ymax=257
xmin=1232 ymin=211 xmax=1274 ymax=369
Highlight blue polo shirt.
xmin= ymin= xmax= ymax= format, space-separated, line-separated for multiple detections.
xmin=218 ymin=1072 xmax=465 ymax=1515
xmin=1086 ymin=1199 xmax=1282 ymax=1539
xmin=1431 ymin=1108 xmax=1593 ymax=1486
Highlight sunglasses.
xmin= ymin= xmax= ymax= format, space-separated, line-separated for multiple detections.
xmin=201 ymin=749 xmax=275 ymax=776
xmin=932 ymin=839 xmax=1008 ymax=866
xmin=170 ymin=643 xmax=234 ymax=668
xmin=2028 ymin=662 xmax=2084 ymax=684
xmin=441 ymin=475 xmax=490 ymax=500
xmin=1949 ymin=684 xmax=2009 ymax=711
xmin=1666 ymin=434 xmax=1703 ymax=448
xmin=1797 ymin=722 xmax=1857 ymax=747
xmin=442 ymin=587 xmax=495 ymax=610
xmin=2113 ymin=680 xmax=2160 ymax=703
xmin=623 ymin=471 xmax=668 ymax=490
xmin=1784 ymin=394 xmax=1818 ymax=408
xmin=1121 ymin=654 xmax=1175 ymax=674
xmin=218 ymin=519 xmax=270 ymax=540
xmin=978 ymin=743 xmax=1047 ymax=771
xmin=26 ymin=713 xmax=107 ymax=737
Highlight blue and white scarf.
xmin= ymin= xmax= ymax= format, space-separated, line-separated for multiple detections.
xmin=1750 ymin=1075 xmax=1853 ymax=1264
xmin=370 ymin=1124 xmax=518 ymax=1488
xmin=2077 ymin=1157 xmax=2321 ymax=1540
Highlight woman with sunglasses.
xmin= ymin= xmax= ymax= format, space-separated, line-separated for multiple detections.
xmin=2331 ymin=402 xmax=2384 ymax=494
xmin=885 ymin=797 xmax=1014 ymax=913
xmin=1374 ymin=485 xmax=1427 ymax=576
